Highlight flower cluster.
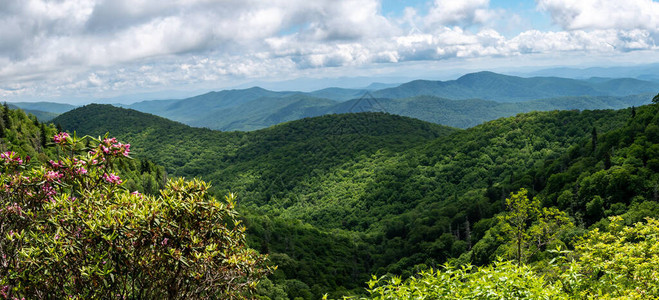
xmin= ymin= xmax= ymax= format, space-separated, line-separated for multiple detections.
xmin=0 ymin=151 xmax=25 ymax=167
xmin=100 ymin=137 xmax=131 ymax=157
xmin=53 ymin=132 xmax=70 ymax=145
xmin=103 ymin=173 xmax=122 ymax=185
xmin=44 ymin=171 xmax=63 ymax=182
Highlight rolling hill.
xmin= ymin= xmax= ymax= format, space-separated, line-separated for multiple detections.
xmin=129 ymin=91 xmax=654 ymax=131
xmin=51 ymin=102 xmax=659 ymax=299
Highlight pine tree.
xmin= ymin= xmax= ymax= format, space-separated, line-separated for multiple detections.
xmin=40 ymin=123 xmax=47 ymax=147
xmin=591 ymin=127 xmax=597 ymax=153
xmin=2 ymin=102 xmax=11 ymax=129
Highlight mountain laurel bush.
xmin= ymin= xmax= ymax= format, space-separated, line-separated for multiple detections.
xmin=0 ymin=133 xmax=271 ymax=299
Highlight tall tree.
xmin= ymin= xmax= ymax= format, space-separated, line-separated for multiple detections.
xmin=40 ymin=123 xmax=47 ymax=148
xmin=499 ymin=189 xmax=572 ymax=264
xmin=2 ymin=102 xmax=11 ymax=129
xmin=591 ymin=127 xmax=598 ymax=152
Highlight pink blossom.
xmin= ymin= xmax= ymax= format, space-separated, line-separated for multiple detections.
xmin=45 ymin=171 xmax=63 ymax=181
xmin=75 ymin=167 xmax=87 ymax=175
xmin=49 ymin=160 xmax=63 ymax=168
xmin=161 ymin=238 xmax=169 ymax=246
xmin=0 ymin=151 xmax=22 ymax=165
xmin=123 ymin=143 xmax=131 ymax=156
xmin=53 ymin=132 xmax=70 ymax=144
xmin=103 ymin=173 xmax=122 ymax=184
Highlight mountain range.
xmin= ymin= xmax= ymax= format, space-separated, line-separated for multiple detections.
xmin=9 ymin=71 xmax=659 ymax=131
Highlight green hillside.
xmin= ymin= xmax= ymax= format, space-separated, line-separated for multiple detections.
xmin=52 ymin=102 xmax=659 ymax=299
xmin=188 ymin=94 xmax=338 ymax=130
xmin=127 ymin=87 xmax=296 ymax=124
xmin=327 ymin=93 xmax=651 ymax=128
xmin=53 ymin=104 xmax=457 ymax=297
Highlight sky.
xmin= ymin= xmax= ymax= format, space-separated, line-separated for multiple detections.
xmin=1 ymin=0 xmax=659 ymax=103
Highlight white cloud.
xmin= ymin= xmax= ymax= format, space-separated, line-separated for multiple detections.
xmin=537 ymin=0 xmax=659 ymax=32
xmin=0 ymin=0 xmax=658 ymax=102
xmin=424 ymin=0 xmax=502 ymax=28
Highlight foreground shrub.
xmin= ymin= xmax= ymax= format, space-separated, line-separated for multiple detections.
xmin=0 ymin=133 xmax=270 ymax=299
xmin=559 ymin=216 xmax=659 ymax=299
xmin=361 ymin=216 xmax=659 ymax=300
xmin=365 ymin=259 xmax=564 ymax=300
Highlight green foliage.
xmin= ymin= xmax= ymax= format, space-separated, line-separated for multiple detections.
xmin=361 ymin=217 xmax=659 ymax=299
xmin=559 ymin=217 xmax=659 ymax=298
xmin=364 ymin=260 xmax=564 ymax=300
xmin=0 ymin=133 xmax=270 ymax=299
xmin=498 ymin=189 xmax=572 ymax=264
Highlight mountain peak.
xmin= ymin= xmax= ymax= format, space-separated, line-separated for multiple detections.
xmin=456 ymin=71 xmax=513 ymax=83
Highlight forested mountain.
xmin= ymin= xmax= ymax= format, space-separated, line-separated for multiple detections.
xmin=119 ymin=72 xmax=656 ymax=131
xmin=126 ymin=92 xmax=652 ymax=131
xmin=123 ymin=87 xmax=297 ymax=124
xmin=52 ymin=99 xmax=659 ymax=299
xmin=372 ymin=71 xmax=659 ymax=101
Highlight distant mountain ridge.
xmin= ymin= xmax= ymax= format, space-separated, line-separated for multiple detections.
xmin=5 ymin=102 xmax=78 ymax=122
xmin=372 ymin=71 xmax=659 ymax=102
xmin=120 ymin=71 xmax=657 ymax=130
xmin=12 ymin=71 xmax=659 ymax=130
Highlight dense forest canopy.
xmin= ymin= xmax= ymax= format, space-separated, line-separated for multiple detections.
xmin=45 ymin=98 xmax=659 ymax=298
xmin=0 ymin=97 xmax=655 ymax=298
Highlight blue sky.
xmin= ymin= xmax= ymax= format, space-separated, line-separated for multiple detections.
xmin=1 ymin=0 xmax=658 ymax=103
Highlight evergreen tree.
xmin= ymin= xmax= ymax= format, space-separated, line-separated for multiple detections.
xmin=40 ymin=123 xmax=47 ymax=147
xmin=591 ymin=127 xmax=597 ymax=152
xmin=2 ymin=102 xmax=11 ymax=129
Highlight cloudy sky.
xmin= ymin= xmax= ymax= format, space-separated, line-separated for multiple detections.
xmin=1 ymin=0 xmax=659 ymax=103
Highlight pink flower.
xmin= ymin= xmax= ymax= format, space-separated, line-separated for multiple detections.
xmin=45 ymin=171 xmax=63 ymax=181
xmin=53 ymin=132 xmax=70 ymax=144
xmin=49 ymin=160 xmax=63 ymax=168
xmin=161 ymin=238 xmax=169 ymax=246
xmin=75 ymin=167 xmax=87 ymax=175
xmin=0 ymin=151 xmax=11 ymax=159
xmin=0 ymin=151 xmax=22 ymax=165
xmin=103 ymin=173 xmax=122 ymax=184
xmin=123 ymin=143 xmax=131 ymax=156
xmin=103 ymin=137 xmax=118 ymax=144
